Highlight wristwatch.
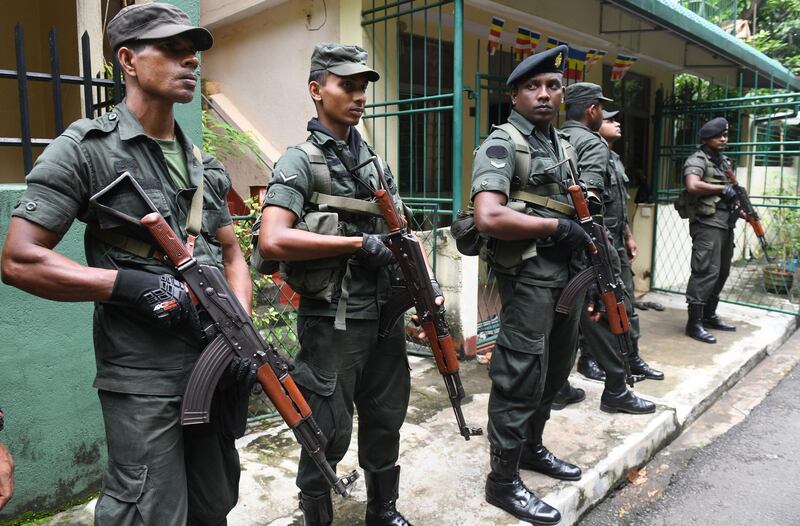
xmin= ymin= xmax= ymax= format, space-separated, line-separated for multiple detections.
xmin=0 ymin=407 xmax=4 ymax=432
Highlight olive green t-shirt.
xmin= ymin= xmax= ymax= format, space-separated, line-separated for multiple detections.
xmin=155 ymin=138 xmax=191 ymax=190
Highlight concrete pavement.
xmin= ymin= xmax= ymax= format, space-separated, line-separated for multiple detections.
xmin=34 ymin=292 xmax=797 ymax=525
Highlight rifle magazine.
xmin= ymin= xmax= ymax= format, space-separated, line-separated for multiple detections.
xmin=181 ymin=334 xmax=234 ymax=425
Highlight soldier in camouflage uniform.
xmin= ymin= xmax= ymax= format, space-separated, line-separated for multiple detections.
xmin=471 ymin=45 xmax=593 ymax=525
xmin=683 ymin=117 xmax=739 ymax=343
xmin=560 ymin=84 xmax=655 ymax=415
xmin=1 ymin=5 xmax=252 ymax=525
xmin=259 ymin=44 xmax=421 ymax=526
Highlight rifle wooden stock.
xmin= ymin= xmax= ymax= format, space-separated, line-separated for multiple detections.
xmin=567 ymin=185 xmax=598 ymax=255
xmin=141 ymin=213 xmax=193 ymax=267
xmin=375 ymin=189 xmax=404 ymax=231
xmin=256 ymin=366 xmax=311 ymax=428
xmin=425 ymin=323 xmax=460 ymax=375
xmin=601 ymin=291 xmax=630 ymax=336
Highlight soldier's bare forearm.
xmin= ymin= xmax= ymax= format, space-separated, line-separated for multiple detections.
xmin=473 ymin=191 xmax=558 ymax=240
xmin=685 ymin=174 xmax=725 ymax=196
xmin=259 ymin=206 xmax=362 ymax=261
xmin=1 ymin=217 xmax=116 ymax=302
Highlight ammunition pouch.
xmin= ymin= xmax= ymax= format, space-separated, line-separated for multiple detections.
xmin=674 ymin=190 xmax=719 ymax=220
xmin=250 ymin=215 xmax=280 ymax=275
xmin=451 ymin=210 xmax=484 ymax=257
xmin=484 ymin=201 xmax=537 ymax=274
xmin=280 ymin=211 xmax=346 ymax=302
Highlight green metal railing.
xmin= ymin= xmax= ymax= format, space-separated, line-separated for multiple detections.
xmin=361 ymin=0 xmax=462 ymax=223
xmin=650 ymin=77 xmax=800 ymax=316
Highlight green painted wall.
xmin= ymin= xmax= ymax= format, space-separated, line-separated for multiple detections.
xmin=0 ymin=186 xmax=105 ymax=523
xmin=0 ymin=1 xmax=203 ymax=521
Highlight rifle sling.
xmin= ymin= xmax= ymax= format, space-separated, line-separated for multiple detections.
xmin=509 ymin=189 xmax=576 ymax=216
xmin=309 ymin=192 xmax=384 ymax=217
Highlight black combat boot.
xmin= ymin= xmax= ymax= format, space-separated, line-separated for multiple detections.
xmin=519 ymin=444 xmax=582 ymax=481
xmin=685 ymin=303 xmax=716 ymax=344
xmin=485 ymin=446 xmax=561 ymax=525
xmin=365 ymin=466 xmax=412 ymax=526
xmin=628 ymin=341 xmax=664 ymax=381
xmin=600 ymin=375 xmax=656 ymax=414
xmin=550 ymin=380 xmax=585 ymax=410
xmin=519 ymin=419 xmax=581 ymax=481
xmin=703 ymin=297 xmax=736 ymax=331
xmin=299 ymin=491 xmax=333 ymax=526
xmin=577 ymin=354 xmax=606 ymax=382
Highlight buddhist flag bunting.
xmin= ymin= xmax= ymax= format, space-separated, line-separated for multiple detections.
xmin=515 ymin=27 xmax=532 ymax=60
xmin=546 ymin=36 xmax=568 ymax=50
xmin=585 ymin=49 xmax=607 ymax=69
xmin=487 ymin=17 xmax=505 ymax=56
xmin=610 ymin=54 xmax=638 ymax=81
xmin=529 ymin=30 xmax=542 ymax=53
xmin=564 ymin=47 xmax=588 ymax=83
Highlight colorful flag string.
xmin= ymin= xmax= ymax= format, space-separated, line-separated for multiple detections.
xmin=487 ymin=17 xmax=505 ymax=56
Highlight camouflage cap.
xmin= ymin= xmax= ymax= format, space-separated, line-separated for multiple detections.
xmin=310 ymin=43 xmax=380 ymax=82
xmin=506 ymin=45 xmax=567 ymax=87
xmin=565 ymin=82 xmax=613 ymax=105
xmin=699 ymin=117 xmax=728 ymax=139
xmin=107 ymin=3 xmax=213 ymax=52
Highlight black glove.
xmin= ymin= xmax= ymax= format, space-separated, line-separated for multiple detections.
xmin=586 ymin=283 xmax=603 ymax=313
xmin=429 ymin=277 xmax=443 ymax=299
xmin=110 ymin=269 xmax=193 ymax=329
xmin=553 ymin=218 xmax=593 ymax=251
xmin=355 ymin=233 xmax=394 ymax=270
xmin=721 ymin=184 xmax=738 ymax=203
xmin=228 ymin=355 xmax=261 ymax=392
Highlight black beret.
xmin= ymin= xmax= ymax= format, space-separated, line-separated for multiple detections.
xmin=506 ymin=45 xmax=567 ymax=87
xmin=699 ymin=117 xmax=729 ymax=140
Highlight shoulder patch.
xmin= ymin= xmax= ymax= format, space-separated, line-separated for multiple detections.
xmin=486 ymin=145 xmax=508 ymax=159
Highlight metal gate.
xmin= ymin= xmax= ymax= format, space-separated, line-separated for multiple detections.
xmin=651 ymin=77 xmax=800 ymax=315
xmin=360 ymin=1 xmax=463 ymax=247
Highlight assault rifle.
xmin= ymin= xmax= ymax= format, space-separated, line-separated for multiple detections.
xmin=554 ymin=159 xmax=636 ymax=387
xmin=723 ymin=160 xmax=770 ymax=258
xmin=349 ymin=157 xmax=483 ymax=441
xmin=90 ymin=173 xmax=358 ymax=497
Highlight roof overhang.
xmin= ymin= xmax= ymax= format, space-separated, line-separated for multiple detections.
xmin=607 ymin=0 xmax=799 ymax=90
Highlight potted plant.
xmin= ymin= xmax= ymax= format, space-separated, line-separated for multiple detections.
xmin=763 ymin=199 xmax=800 ymax=296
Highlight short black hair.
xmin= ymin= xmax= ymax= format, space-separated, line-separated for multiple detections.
xmin=115 ymin=40 xmax=147 ymax=54
xmin=308 ymin=70 xmax=329 ymax=85
xmin=565 ymin=100 xmax=595 ymax=121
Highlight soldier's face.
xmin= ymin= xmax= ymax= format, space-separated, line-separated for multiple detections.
xmin=311 ymin=73 xmax=370 ymax=127
xmin=511 ymin=73 xmax=564 ymax=129
xmin=600 ymin=118 xmax=621 ymax=141
xmin=704 ymin=131 xmax=728 ymax=151
xmin=121 ymin=36 xmax=199 ymax=104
